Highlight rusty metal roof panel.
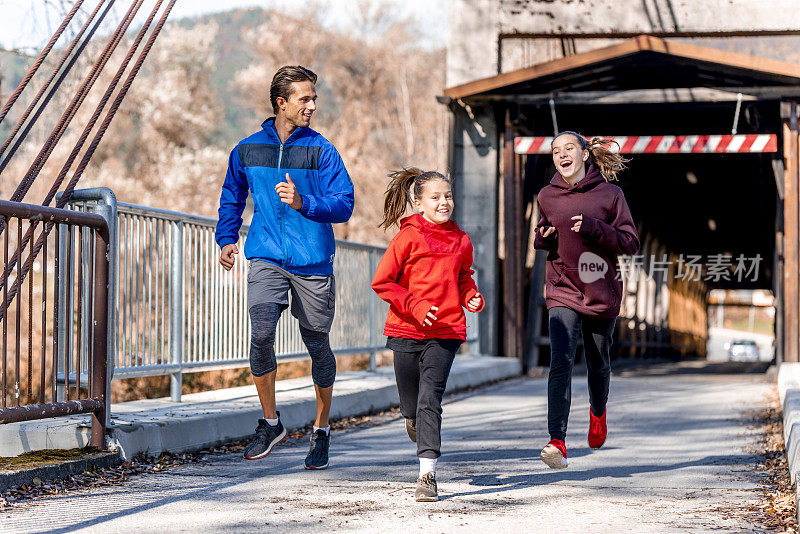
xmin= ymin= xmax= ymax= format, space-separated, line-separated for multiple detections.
xmin=445 ymin=35 xmax=800 ymax=100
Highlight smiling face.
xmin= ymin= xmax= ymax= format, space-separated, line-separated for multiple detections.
xmin=551 ymin=133 xmax=589 ymax=181
xmin=414 ymin=178 xmax=454 ymax=225
xmin=277 ymin=80 xmax=317 ymax=128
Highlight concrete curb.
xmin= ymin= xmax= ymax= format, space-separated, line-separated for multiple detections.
xmin=0 ymin=452 xmax=121 ymax=493
xmin=0 ymin=355 xmax=520 ymax=461
xmin=776 ymin=362 xmax=800 ymax=525
xmin=107 ymin=355 xmax=520 ymax=460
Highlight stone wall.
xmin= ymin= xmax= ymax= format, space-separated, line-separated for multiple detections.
xmin=447 ymin=0 xmax=800 ymax=87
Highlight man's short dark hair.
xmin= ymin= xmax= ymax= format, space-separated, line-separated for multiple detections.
xmin=269 ymin=65 xmax=318 ymax=115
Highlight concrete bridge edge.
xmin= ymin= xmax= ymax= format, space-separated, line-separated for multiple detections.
xmin=777 ymin=362 xmax=800 ymax=524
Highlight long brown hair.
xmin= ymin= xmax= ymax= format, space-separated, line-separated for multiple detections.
xmin=553 ymin=131 xmax=630 ymax=181
xmin=379 ymin=168 xmax=451 ymax=230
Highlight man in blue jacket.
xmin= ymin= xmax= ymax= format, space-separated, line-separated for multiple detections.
xmin=215 ymin=65 xmax=354 ymax=470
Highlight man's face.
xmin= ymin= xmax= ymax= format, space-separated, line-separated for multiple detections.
xmin=277 ymin=80 xmax=317 ymax=128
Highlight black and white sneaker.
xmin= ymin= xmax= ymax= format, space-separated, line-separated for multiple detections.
xmin=304 ymin=429 xmax=330 ymax=470
xmin=243 ymin=413 xmax=287 ymax=460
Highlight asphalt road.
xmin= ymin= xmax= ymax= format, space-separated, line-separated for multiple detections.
xmin=1 ymin=362 xmax=772 ymax=533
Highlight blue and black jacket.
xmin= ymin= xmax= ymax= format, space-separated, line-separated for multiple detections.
xmin=215 ymin=117 xmax=355 ymax=276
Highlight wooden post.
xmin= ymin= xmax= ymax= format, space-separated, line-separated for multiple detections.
xmin=783 ymin=101 xmax=800 ymax=362
xmin=640 ymin=261 xmax=649 ymax=359
xmin=775 ymin=183 xmax=785 ymax=364
xmin=524 ymin=185 xmax=547 ymax=372
xmin=526 ymin=249 xmax=547 ymax=371
xmin=502 ymin=109 xmax=524 ymax=363
xmin=647 ymin=238 xmax=658 ymax=358
xmin=630 ymin=272 xmax=639 ymax=359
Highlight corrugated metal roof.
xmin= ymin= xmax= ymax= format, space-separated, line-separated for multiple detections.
xmin=444 ymin=35 xmax=800 ymax=100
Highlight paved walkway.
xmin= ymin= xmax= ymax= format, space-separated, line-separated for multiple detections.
xmin=2 ymin=362 xmax=771 ymax=533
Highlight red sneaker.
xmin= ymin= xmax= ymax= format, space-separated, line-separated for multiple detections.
xmin=588 ymin=409 xmax=607 ymax=449
xmin=540 ymin=439 xmax=568 ymax=468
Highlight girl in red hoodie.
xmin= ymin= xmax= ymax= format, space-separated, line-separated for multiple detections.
xmin=371 ymin=168 xmax=484 ymax=502
xmin=534 ymin=131 xmax=639 ymax=469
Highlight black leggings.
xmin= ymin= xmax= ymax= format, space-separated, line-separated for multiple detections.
xmin=547 ymin=306 xmax=616 ymax=441
xmin=249 ymin=302 xmax=336 ymax=388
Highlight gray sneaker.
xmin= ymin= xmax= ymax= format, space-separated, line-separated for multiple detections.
xmin=243 ymin=412 xmax=287 ymax=460
xmin=405 ymin=418 xmax=417 ymax=443
xmin=414 ymin=472 xmax=438 ymax=502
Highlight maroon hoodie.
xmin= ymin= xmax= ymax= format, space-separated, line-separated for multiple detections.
xmin=533 ymin=164 xmax=640 ymax=318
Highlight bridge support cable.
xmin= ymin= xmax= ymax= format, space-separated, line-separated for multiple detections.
xmin=0 ymin=0 xmax=143 ymax=299
xmin=0 ymin=0 xmax=113 ymax=178
xmin=1 ymin=0 xmax=139 ymax=199
xmin=0 ymin=0 xmax=178 ymax=320
xmin=0 ymin=0 xmax=85 ymax=125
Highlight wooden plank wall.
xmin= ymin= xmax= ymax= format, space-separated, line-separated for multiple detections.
xmin=783 ymin=101 xmax=800 ymax=362
xmin=525 ymin=221 xmax=710 ymax=368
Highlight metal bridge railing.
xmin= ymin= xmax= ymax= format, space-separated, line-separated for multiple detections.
xmin=0 ymin=199 xmax=109 ymax=446
xmin=64 ymin=188 xmax=479 ymax=402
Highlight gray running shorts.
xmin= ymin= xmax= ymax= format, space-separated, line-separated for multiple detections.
xmin=247 ymin=259 xmax=336 ymax=333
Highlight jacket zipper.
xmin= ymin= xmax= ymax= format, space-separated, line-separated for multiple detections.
xmin=272 ymin=122 xmax=302 ymax=270
xmin=278 ymin=142 xmax=288 ymax=268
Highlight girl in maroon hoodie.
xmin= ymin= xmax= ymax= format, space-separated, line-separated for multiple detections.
xmin=534 ymin=131 xmax=639 ymax=469
xmin=372 ymin=168 xmax=484 ymax=501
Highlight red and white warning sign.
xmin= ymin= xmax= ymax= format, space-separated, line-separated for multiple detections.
xmin=514 ymin=134 xmax=778 ymax=154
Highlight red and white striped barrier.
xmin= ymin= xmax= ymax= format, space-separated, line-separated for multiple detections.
xmin=514 ymin=134 xmax=778 ymax=154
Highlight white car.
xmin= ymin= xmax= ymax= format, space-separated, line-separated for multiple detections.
xmin=727 ymin=340 xmax=760 ymax=362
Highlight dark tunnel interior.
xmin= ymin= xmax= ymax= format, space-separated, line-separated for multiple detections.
xmin=522 ymin=100 xmax=780 ymax=291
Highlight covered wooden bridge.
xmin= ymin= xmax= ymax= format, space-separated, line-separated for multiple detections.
xmin=443 ymin=35 xmax=800 ymax=369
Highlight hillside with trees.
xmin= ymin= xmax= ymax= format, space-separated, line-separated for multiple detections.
xmin=0 ymin=6 xmax=447 ymax=245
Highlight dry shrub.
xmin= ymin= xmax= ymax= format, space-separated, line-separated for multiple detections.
xmin=3 ymin=3 xmax=445 ymax=401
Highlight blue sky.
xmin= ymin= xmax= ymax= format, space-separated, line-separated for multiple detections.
xmin=0 ymin=0 xmax=449 ymax=52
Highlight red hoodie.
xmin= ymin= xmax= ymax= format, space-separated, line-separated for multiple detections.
xmin=371 ymin=214 xmax=484 ymax=341
xmin=534 ymin=164 xmax=640 ymax=318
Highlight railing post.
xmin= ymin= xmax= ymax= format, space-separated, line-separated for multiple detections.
xmin=93 ymin=202 xmax=116 ymax=426
xmin=170 ymin=221 xmax=184 ymax=402
xmin=91 ymin=223 xmax=110 ymax=448
xmin=81 ymin=225 xmax=92 ymax=395
xmin=70 ymin=188 xmax=118 ymax=425
xmin=56 ymin=224 xmax=68 ymax=402
xmin=368 ymin=249 xmax=377 ymax=372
